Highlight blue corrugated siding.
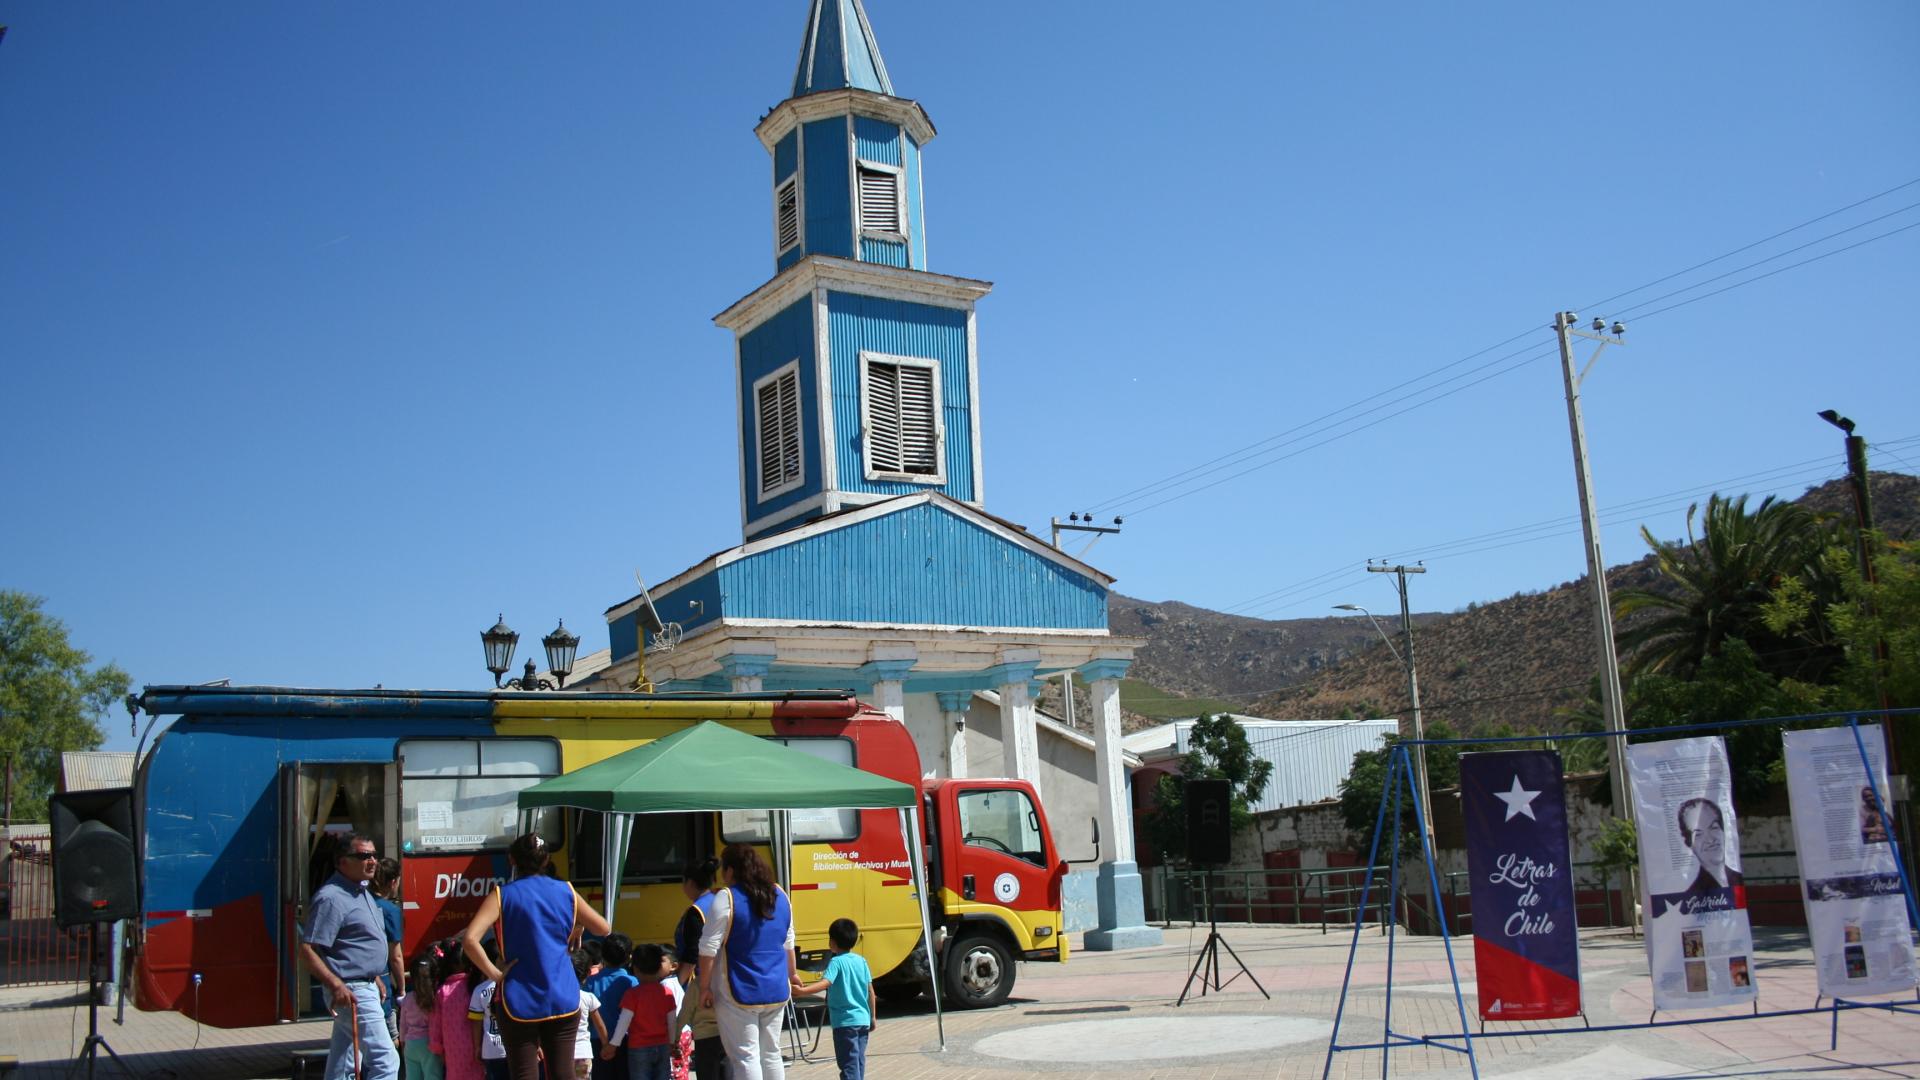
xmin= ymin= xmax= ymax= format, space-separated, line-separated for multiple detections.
xmin=905 ymin=136 xmax=925 ymax=269
xmin=609 ymin=612 xmax=638 ymax=662
xmin=802 ymin=119 xmax=852 ymax=259
xmin=825 ymin=291 xmax=973 ymax=502
xmin=718 ymin=500 xmax=1106 ymax=628
xmin=853 ymin=117 xmax=901 ymax=166
xmin=739 ymin=297 xmax=823 ymax=522
xmin=774 ymin=130 xmax=798 ymax=181
xmin=859 ymin=237 xmax=908 ymax=267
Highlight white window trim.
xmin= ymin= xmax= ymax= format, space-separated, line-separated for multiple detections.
xmin=858 ymin=350 xmax=945 ymax=485
xmin=855 ymin=159 xmax=906 ymax=243
xmin=752 ymin=360 xmax=806 ymax=501
xmin=772 ymin=172 xmax=802 ymax=258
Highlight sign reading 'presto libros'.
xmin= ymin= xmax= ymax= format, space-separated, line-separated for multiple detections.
xmin=1461 ymin=749 xmax=1583 ymax=1020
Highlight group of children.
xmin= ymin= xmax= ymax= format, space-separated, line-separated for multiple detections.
xmin=382 ymin=918 xmax=876 ymax=1080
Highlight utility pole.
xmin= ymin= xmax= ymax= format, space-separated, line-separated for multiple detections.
xmin=1050 ymin=513 xmax=1122 ymax=550
xmin=1366 ymin=562 xmax=1432 ymax=842
xmin=1818 ymin=410 xmax=1909 ymax=872
xmin=1555 ymin=310 xmax=1640 ymax=934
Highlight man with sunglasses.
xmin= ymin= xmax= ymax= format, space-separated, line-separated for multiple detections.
xmin=300 ymin=832 xmax=402 ymax=1080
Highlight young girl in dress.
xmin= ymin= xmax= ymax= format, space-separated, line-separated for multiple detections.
xmin=398 ymin=954 xmax=444 ymax=1080
xmin=428 ymin=938 xmax=483 ymax=1080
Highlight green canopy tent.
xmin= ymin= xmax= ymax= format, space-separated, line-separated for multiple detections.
xmin=515 ymin=721 xmax=946 ymax=1048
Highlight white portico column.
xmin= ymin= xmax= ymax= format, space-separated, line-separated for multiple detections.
xmin=935 ymin=690 xmax=971 ymax=779
xmin=717 ymin=645 xmax=777 ymax=693
xmin=987 ymin=649 xmax=1041 ymax=795
xmin=1079 ymin=657 xmax=1161 ymax=950
xmin=858 ymin=642 xmax=916 ymax=724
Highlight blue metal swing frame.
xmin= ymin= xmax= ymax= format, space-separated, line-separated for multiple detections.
xmin=1320 ymin=708 xmax=1920 ymax=1080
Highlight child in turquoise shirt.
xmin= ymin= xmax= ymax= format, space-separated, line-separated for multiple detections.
xmin=791 ymin=918 xmax=875 ymax=1080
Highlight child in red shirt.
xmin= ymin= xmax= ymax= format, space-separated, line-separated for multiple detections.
xmin=600 ymin=944 xmax=680 ymax=1080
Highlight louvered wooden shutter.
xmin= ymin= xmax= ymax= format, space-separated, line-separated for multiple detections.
xmin=897 ymin=364 xmax=937 ymax=473
xmin=857 ymin=166 xmax=900 ymax=234
xmin=775 ymin=178 xmax=799 ymax=252
xmin=757 ymin=370 xmax=801 ymax=494
xmin=865 ymin=360 xmax=938 ymax=476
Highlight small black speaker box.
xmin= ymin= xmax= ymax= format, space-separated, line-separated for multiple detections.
xmin=1185 ymin=778 xmax=1233 ymax=865
xmin=50 ymin=787 xmax=139 ymax=928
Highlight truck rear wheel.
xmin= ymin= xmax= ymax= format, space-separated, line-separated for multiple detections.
xmin=943 ymin=932 xmax=1014 ymax=1008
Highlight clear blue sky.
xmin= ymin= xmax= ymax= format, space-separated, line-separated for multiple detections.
xmin=3 ymin=2 xmax=1916 ymax=746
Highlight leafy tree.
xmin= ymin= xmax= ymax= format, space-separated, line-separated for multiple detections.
xmin=1146 ymin=714 xmax=1274 ymax=864
xmin=1766 ymin=534 xmax=1920 ymax=710
xmin=1336 ymin=720 xmax=1482 ymax=846
xmin=0 ymin=592 xmax=130 ymax=824
xmin=1614 ymin=494 xmax=1846 ymax=683
xmin=1625 ymin=639 xmax=1824 ymax=803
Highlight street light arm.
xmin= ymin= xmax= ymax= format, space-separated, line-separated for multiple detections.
xmin=1335 ymin=605 xmax=1403 ymax=663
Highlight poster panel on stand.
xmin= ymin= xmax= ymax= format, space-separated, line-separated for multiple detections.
xmin=1627 ymin=735 xmax=1758 ymax=1009
xmin=1460 ymin=749 xmax=1582 ymax=1019
xmin=1783 ymin=724 xmax=1918 ymax=998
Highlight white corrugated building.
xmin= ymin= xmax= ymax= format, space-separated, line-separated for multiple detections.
xmin=1124 ymin=715 xmax=1399 ymax=813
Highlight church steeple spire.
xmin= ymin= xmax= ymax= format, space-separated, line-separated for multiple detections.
xmin=792 ymin=0 xmax=895 ymax=98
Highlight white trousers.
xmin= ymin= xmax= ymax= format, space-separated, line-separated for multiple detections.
xmin=714 ymin=995 xmax=785 ymax=1080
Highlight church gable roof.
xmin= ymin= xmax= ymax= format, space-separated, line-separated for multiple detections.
xmin=608 ymin=493 xmax=1113 ymax=640
xmin=792 ymin=0 xmax=895 ymax=98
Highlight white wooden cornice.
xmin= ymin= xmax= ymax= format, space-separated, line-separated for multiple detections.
xmin=755 ymin=88 xmax=936 ymax=153
xmin=714 ymin=256 xmax=992 ymax=335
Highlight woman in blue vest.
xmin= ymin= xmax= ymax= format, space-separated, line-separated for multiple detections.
xmin=463 ymin=833 xmax=611 ymax=1080
xmin=696 ymin=844 xmax=796 ymax=1080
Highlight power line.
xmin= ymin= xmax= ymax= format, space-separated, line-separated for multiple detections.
xmin=1578 ymin=176 xmax=1920 ymax=311
xmin=1075 ymin=178 xmax=1920 ymax=521
xmin=1630 ymin=219 xmax=1920 ymax=323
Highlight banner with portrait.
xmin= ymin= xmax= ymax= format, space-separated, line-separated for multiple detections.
xmin=1460 ymin=749 xmax=1582 ymax=1019
xmin=1627 ymin=736 xmax=1758 ymax=1009
xmin=1783 ymin=724 xmax=1917 ymax=998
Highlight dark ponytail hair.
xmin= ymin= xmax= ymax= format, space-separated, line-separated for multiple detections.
xmin=720 ymin=843 xmax=778 ymax=919
xmin=683 ymin=857 xmax=719 ymax=891
xmin=507 ymin=833 xmax=550 ymax=878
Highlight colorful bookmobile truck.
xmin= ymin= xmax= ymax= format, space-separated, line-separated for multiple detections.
xmin=131 ymin=685 xmax=1067 ymax=1028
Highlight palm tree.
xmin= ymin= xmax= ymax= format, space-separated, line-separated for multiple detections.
xmin=1614 ymin=493 xmax=1844 ymax=682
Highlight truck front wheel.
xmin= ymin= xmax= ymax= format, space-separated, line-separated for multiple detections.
xmin=943 ymin=932 xmax=1015 ymax=1008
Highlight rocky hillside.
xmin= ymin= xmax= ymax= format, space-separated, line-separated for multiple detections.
xmin=1113 ymin=472 xmax=1917 ymax=734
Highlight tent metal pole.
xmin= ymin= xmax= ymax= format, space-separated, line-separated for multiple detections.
xmin=904 ymin=805 xmax=944 ymax=1050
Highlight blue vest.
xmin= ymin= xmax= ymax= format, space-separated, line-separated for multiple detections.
xmin=496 ymin=875 xmax=580 ymax=1021
xmin=723 ymin=884 xmax=792 ymax=1007
xmin=675 ymin=889 xmax=719 ymax=962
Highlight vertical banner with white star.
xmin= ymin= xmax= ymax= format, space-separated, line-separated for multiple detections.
xmin=1461 ymin=749 xmax=1583 ymax=1020
xmin=1627 ymin=735 xmax=1758 ymax=1010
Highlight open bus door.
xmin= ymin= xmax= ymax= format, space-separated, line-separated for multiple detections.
xmin=279 ymin=761 xmax=397 ymax=1020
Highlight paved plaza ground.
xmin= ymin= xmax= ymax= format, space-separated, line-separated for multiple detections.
xmin=6 ymin=924 xmax=1919 ymax=1078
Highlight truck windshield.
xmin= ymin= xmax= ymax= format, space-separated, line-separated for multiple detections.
xmin=956 ymin=788 xmax=1046 ymax=867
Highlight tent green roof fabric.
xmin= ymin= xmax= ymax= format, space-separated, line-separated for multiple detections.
xmin=516 ymin=720 xmax=915 ymax=813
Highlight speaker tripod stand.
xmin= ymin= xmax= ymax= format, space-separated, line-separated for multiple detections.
xmin=68 ymin=923 xmax=132 ymax=1080
xmin=1176 ymin=868 xmax=1269 ymax=1006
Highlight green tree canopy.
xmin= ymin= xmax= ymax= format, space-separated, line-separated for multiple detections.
xmin=1145 ymin=714 xmax=1274 ymax=865
xmin=0 ymin=592 xmax=130 ymax=824
xmin=1614 ymin=493 xmax=1846 ymax=683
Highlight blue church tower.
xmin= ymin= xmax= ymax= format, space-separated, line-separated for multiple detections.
xmin=599 ymin=0 xmax=1161 ymax=954
xmin=716 ymin=0 xmax=990 ymax=540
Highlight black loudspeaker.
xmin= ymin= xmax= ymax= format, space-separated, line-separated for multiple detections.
xmin=50 ymin=787 xmax=139 ymax=928
xmin=1185 ymin=778 xmax=1233 ymax=866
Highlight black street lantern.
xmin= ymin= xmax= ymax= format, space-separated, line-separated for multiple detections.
xmin=541 ymin=620 xmax=580 ymax=686
xmin=482 ymin=615 xmax=519 ymax=684
xmin=480 ymin=615 xmax=577 ymax=691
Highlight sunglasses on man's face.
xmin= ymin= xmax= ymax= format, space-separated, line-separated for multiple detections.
xmin=346 ymin=850 xmax=380 ymax=862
